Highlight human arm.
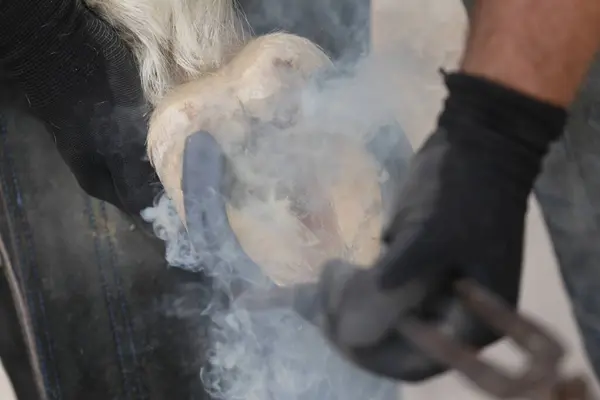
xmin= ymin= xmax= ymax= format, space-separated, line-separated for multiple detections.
xmin=319 ymin=0 xmax=600 ymax=381
xmin=461 ymin=0 xmax=600 ymax=107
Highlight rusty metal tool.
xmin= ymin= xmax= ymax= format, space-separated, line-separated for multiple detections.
xmin=395 ymin=280 xmax=592 ymax=399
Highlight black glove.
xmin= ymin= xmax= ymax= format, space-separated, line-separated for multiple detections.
xmin=319 ymin=73 xmax=567 ymax=381
xmin=0 ymin=0 xmax=160 ymax=214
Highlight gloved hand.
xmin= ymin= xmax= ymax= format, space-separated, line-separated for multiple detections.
xmin=0 ymin=0 xmax=160 ymax=214
xmin=319 ymin=73 xmax=567 ymax=381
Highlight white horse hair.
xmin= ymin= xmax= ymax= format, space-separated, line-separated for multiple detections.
xmin=84 ymin=0 xmax=249 ymax=105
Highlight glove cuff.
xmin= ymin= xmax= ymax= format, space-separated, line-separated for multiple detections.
xmin=439 ymin=72 xmax=568 ymax=158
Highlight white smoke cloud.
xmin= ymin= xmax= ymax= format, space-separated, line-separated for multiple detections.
xmin=141 ymin=29 xmax=413 ymax=400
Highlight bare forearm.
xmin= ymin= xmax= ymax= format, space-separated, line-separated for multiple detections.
xmin=461 ymin=0 xmax=600 ymax=107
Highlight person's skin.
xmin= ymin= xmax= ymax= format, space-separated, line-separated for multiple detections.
xmin=461 ymin=0 xmax=600 ymax=107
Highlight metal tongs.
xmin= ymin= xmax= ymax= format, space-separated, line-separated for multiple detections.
xmin=237 ymin=279 xmax=593 ymax=400
xmin=396 ymin=280 xmax=591 ymax=400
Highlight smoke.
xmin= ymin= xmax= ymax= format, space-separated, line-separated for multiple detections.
xmin=140 ymin=50 xmax=409 ymax=400
xmin=133 ymin=0 xmax=456 ymax=394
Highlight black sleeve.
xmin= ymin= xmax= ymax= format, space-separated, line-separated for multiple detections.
xmin=0 ymin=0 xmax=143 ymax=112
xmin=0 ymin=0 xmax=159 ymax=214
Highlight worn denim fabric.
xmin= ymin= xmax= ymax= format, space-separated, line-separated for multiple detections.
xmin=535 ymin=52 xmax=600 ymax=380
xmin=0 ymin=109 xmax=214 ymax=400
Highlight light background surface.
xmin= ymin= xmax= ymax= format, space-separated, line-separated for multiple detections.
xmin=0 ymin=361 xmax=16 ymax=399
xmin=1 ymin=0 xmax=598 ymax=398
